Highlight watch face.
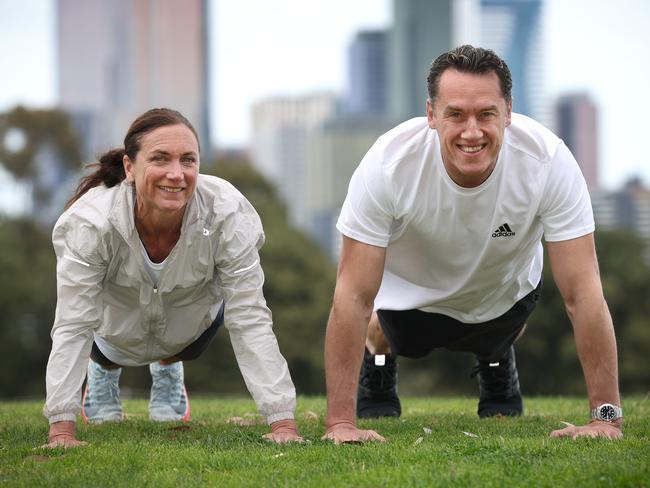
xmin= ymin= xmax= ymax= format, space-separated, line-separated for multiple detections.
xmin=599 ymin=405 xmax=616 ymax=421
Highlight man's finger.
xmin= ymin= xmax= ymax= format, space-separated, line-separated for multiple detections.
xmin=325 ymin=429 xmax=385 ymax=444
xmin=360 ymin=429 xmax=386 ymax=442
xmin=571 ymin=426 xmax=622 ymax=440
xmin=550 ymin=426 xmax=574 ymax=438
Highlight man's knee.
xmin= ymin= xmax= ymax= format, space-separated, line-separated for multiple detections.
xmin=515 ymin=322 xmax=528 ymax=341
xmin=366 ymin=313 xmax=392 ymax=355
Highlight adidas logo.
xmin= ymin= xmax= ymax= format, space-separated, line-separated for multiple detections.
xmin=492 ymin=223 xmax=515 ymax=238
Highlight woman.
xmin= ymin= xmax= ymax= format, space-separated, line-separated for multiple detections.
xmin=43 ymin=108 xmax=302 ymax=447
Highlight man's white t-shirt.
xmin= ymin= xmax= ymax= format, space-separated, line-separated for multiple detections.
xmin=337 ymin=113 xmax=594 ymax=323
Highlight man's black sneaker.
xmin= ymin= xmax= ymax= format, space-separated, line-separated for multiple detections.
xmin=357 ymin=348 xmax=401 ymax=418
xmin=472 ymin=345 xmax=523 ymax=418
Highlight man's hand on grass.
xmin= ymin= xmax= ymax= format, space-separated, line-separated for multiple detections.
xmin=42 ymin=420 xmax=87 ymax=449
xmin=550 ymin=420 xmax=623 ymax=439
xmin=263 ymin=419 xmax=304 ymax=444
xmin=321 ymin=420 xmax=385 ymax=444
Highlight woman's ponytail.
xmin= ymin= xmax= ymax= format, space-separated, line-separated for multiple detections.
xmin=64 ymin=148 xmax=126 ymax=210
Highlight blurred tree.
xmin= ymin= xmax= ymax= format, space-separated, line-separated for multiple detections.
xmin=0 ymin=217 xmax=56 ymax=398
xmin=0 ymin=106 xmax=81 ymax=179
xmin=0 ymin=106 xmax=83 ymax=226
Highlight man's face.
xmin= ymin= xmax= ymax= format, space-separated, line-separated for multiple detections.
xmin=427 ymin=69 xmax=512 ymax=188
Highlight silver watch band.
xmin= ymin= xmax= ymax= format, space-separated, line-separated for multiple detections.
xmin=590 ymin=403 xmax=623 ymax=422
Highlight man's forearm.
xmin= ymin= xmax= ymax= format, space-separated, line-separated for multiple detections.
xmin=324 ymin=299 xmax=372 ymax=428
xmin=569 ymin=299 xmax=621 ymax=408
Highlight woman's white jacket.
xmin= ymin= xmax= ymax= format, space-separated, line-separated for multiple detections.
xmin=44 ymin=175 xmax=296 ymax=424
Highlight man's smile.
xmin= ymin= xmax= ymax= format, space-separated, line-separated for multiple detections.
xmin=458 ymin=144 xmax=486 ymax=154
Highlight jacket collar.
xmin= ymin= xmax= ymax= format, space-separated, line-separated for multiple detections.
xmin=108 ymin=180 xmax=202 ymax=244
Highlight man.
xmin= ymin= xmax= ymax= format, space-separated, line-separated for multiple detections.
xmin=322 ymin=45 xmax=622 ymax=444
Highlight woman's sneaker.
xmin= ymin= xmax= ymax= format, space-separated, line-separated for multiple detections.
xmin=356 ymin=348 xmax=401 ymax=418
xmin=473 ymin=345 xmax=523 ymax=418
xmin=81 ymin=361 xmax=124 ymax=423
xmin=149 ymin=361 xmax=191 ymax=422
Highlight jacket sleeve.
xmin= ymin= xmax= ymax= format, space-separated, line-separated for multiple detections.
xmin=214 ymin=199 xmax=296 ymax=424
xmin=43 ymin=215 xmax=107 ymax=424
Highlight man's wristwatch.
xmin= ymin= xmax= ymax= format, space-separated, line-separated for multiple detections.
xmin=590 ymin=403 xmax=623 ymax=422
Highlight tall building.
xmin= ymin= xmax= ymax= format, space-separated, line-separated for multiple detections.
xmin=250 ymin=93 xmax=338 ymax=228
xmin=389 ymin=0 xmax=453 ymax=120
xmin=304 ymin=117 xmax=395 ymax=259
xmin=57 ymin=0 xmax=211 ymax=159
xmin=555 ymin=93 xmax=599 ymax=189
xmin=480 ymin=0 xmax=547 ymax=123
xmin=389 ymin=0 xmax=479 ymax=121
xmin=345 ymin=30 xmax=389 ymax=116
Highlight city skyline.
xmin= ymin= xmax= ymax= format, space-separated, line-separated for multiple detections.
xmin=1 ymin=0 xmax=649 ymax=190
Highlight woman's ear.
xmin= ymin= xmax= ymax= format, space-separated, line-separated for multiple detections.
xmin=123 ymin=155 xmax=135 ymax=184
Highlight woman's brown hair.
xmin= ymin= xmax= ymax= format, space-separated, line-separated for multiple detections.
xmin=65 ymin=108 xmax=199 ymax=209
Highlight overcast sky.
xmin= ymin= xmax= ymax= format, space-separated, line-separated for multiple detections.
xmin=0 ymin=0 xmax=649 ymax=190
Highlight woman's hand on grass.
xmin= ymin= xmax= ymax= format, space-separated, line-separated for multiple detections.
xmin=263 ymin=419 xmax=304 ymax=444
xmin=42 ymin=420 xmax=87 ymax=449
xmin=321 ymin=420 xmax=385 ymax=444
xmin=550 ymin=420 xmax=623 ymax=439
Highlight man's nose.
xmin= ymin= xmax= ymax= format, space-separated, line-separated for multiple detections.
xmin=461 ymin=117 xmax=482 ymax=139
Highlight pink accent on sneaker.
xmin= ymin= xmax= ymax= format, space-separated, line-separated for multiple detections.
xmin=81 ymin=384 xmax=90 ymax=424
xmin=181 ymin=385 xmax=191 ymax=422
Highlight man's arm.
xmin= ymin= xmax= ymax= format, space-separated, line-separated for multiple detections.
xmin=322 ymin=236 xmax=387 ymax=444
xmin=546 ymin=233 xmax=622 ymax=439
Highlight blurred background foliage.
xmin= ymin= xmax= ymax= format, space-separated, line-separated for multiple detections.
xmin=0 ymin=106 xmax=81 ymax=178
xmin=0 ymin=108 xmax=647 ymax=402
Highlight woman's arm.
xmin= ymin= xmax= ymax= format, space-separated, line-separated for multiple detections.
xmin=42 ymin=219 xmax=107 ymax=447
xmin=214 ymin=204 xmax=299 ymax=441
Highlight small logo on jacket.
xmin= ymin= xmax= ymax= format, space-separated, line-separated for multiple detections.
xmin=492 ymin=223 xmax=515 ymax=238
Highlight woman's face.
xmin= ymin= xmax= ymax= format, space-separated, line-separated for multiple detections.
xmin=123 ymin=124 xmax=200 ymax=217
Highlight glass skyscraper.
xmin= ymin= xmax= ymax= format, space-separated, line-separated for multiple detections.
xmin=480 ymin=0 xmax=545 ymax=122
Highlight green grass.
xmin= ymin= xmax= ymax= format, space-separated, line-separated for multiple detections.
xmin=1 ymin=396 xmax=648 ymax=487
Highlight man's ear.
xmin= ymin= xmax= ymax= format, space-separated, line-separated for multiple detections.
xmin=426 ymin=99 xmax=436 ymax=129
xmin=505 ymin=99 xmax=513 ymax=127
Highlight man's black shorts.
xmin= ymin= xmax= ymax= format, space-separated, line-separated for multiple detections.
xmin=90 ymin=302 xmax=225 ymax=367
xmin=377 ymin=282 xmax=541 ymax=362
